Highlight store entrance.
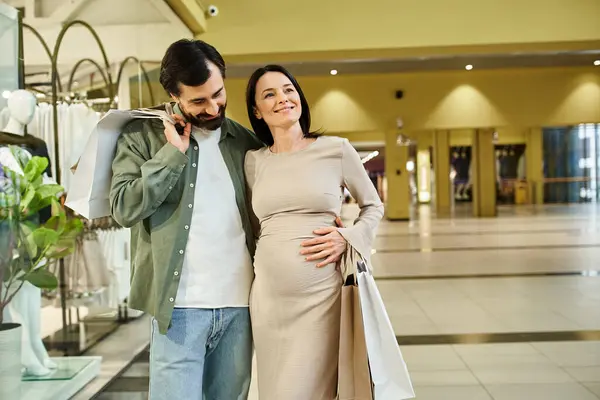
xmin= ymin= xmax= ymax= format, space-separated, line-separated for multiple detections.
xmin=449 ymin=142 xmax=527 ymax=208
xmin=543 ymin=124 xmax=600 ymax=204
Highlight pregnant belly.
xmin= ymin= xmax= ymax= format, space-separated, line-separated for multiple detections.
xmin=253 ymin=215 xmax=342 ymax=294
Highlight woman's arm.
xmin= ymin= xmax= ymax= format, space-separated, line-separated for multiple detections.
xmin=336 ymin=139 xmax=384 ymax=261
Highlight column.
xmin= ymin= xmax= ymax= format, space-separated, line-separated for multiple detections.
xmin=526 ymin=127 xmax=544 ymax=205
xmin=471 ymin=128 xmax=497 ymax=217
xmin=384 ymin=130 xmax=410 ymax=220
xmin=433 ymin=130 xmax=451 ymax=216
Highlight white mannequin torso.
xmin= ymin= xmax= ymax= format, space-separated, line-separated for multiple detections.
xmin=1 ymin=89 xmax=57 ymax=376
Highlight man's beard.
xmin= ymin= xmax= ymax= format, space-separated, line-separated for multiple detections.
xmin=180 ymin=103 xmax=227 ymax=131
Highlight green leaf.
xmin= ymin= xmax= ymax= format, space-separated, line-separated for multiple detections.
xmin=46 ymin=246 xmax=75 ymax=259
xmin=51 ymin=201 xmax=61 ymax=216
xmin=20 ymin=186 xmax=36 ymax=213
xmin=23 ymin=268 xmax=58 ymax=290
xmin=23 ymin=156 xmax=48 ymax=183
xmin=44 ymin=215 xmax=65 ymax=233
xmin=10 ymin=146 xmax=30 ymax=171
xmin=31 ymin=228 xmax=60 ymax=249
xmin=0 ymin=193 xmax=9 ymax=208
xmin=19 ymin=223 xmax=37 ymax=258
xmin=58 ymin=209 xmax=67 ymax=229
xmin=64 ymin=218 xmax=84 ymax=234
xmin=21 ymin=220 xmax=37 ymax=230
xmin=30 ymin=175 xmax=43 ymax=189
xmin=37 ymin=184 xmax=63 ymax=200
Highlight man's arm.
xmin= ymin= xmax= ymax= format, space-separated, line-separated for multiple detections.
xmin=109 ymin=122 xmax=189 ymax=228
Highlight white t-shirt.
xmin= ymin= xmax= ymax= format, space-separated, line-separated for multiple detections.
xmin=175 ymin=127 xmax=253 ymax=308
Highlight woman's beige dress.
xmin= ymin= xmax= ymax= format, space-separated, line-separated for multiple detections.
xmin=244 ymin=136 xmax=384 ymax=400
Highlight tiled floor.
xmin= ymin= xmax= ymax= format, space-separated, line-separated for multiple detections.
xmin=95 ymin=204 xmax=600 ymax=399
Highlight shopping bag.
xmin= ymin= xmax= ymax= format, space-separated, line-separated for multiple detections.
xmin=338 ymin=271 xmax=374 ymax=400
xmin=357 ymin=260 xmax=415 ymax=400
xmin=65 ymin=108 xmax=175 ymax=219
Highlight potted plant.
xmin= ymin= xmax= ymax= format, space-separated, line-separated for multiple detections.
xmin=0 ymin=146 xmax=82 ymax=398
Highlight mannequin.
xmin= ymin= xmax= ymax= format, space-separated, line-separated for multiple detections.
xmin=1 ymin=89 xmax=57 ymax=376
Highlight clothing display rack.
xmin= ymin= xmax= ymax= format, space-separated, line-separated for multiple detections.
xmin=19 ymin=18 xmax=154 ymax=356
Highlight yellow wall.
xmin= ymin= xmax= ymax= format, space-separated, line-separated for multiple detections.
xmin=450 ymin=128 xmax=527 ymax=146
xmin=202 ymin=0 xmax=600 ymax=60
xmin=225 ymin=67 xmax=600 ymax=139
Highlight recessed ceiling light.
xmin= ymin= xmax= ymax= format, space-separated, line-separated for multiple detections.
xmin=594 ymin=60 xmax=600 ymax=66
xmin=330 ymin=69 xmax=338 ymax=76
xmin=465 ymin=64 xmax=474 ymax=71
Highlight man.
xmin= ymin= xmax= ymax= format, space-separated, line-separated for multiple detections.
xmin=109 ymin=39 xmax=346 ymax=400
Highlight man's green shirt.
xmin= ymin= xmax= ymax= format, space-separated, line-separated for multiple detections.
xmin=110 ymin=108 xmax=263 ymax=334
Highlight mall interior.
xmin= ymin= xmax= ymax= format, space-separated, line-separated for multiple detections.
xmin=1 ymin=0 xmax=600 ymax=399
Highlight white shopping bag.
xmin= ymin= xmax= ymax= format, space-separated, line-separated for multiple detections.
xmin=65 ymin=107 xmax=175 ymax=219
xmin=357 ymin=260 xmax=415 ymax=400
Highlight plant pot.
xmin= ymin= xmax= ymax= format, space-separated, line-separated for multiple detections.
xmin=0 ymin=323 xmax=22 ymax=399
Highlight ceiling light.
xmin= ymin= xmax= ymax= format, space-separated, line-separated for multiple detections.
xmin=465 ymin=64 xmax=473 ymax=71
xmin=330 ymin=69 xmax=338 ymax=76
xmin=594 ymin=60 xmax=600 ymax=66
xmin=2 ymin=90 xmax=11 ymax=99
xmin=361 ymin=150 xmax=379 ymax=164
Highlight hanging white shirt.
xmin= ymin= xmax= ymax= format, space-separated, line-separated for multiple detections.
xmin=175 ymin=126 xmax=253 ymax=308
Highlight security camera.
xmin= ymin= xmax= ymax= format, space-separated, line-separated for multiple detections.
xmin=207 ymin=5 xmax=219 ymax=17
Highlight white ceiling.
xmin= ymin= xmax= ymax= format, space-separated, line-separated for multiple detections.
xmin=6 ymin=0 xmax=172 ymax=25
xmin=6 ymin=0 xmax=191 ymax=83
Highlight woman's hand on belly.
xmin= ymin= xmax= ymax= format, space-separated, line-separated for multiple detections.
xmin=300 ymin=218 xmax=347 ymax=268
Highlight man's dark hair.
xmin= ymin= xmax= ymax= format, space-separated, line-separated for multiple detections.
xmin=159 ymin=39 xmax=226 ymax=97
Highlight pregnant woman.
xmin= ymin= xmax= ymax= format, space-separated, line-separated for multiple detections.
xmin=244 ymin=65 xmax=384 ymax=399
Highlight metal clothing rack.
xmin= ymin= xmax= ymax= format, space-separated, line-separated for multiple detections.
xmin=19 ymin=16 xmax=155 ymax=356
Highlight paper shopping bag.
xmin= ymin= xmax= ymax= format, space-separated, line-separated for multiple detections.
xmin=65 ymin=108 xmax=175 ymax=220
xmin=338 ymin=272 xmax=374 ymax=400
xmin=357 ymin=261 xmax=415 ymax=400
xmin=65 ymin=110 xmax=134 ymax=219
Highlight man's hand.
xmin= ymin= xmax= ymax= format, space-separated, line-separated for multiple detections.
xmin=300 ymin=216 xmax=347 ymax=268
xmin=163 ymin=114 xmax=191 ymax=154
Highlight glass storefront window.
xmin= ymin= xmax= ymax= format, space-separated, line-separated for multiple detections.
xmin=0 ymin=3 xmax=19 ymax=110
xmin=543 ymin=124 xmax=600 ymax=203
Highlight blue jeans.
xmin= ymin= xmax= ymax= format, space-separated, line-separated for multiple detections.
xmin=149 ymin=307 xmax=253 ymax=400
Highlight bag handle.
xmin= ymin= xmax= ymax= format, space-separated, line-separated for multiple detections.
xmin=342 ymin=245 xmax=372 ymax=287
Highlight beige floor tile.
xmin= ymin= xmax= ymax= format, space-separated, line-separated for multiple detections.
xmin=582 ymin=382 xmax=600 ymax=397
xmin=453 ymin=343 xmax=554 ymax=368
xmin=400 ymin=345 xmax=467 ymax=371
xmin=565 ymin=367 xmax=600 ymax=383
xmin=409 ymin=370 xmax=480 ymax=386
xmin=532 ymin=342 xmax=600 ymax=367
xmin=412 ymin=385 xmax=492 ymax=400
xmin=470 ymin=365 xmax=575 ymax=385
xmin=485 ymin=383 xmax=599 ymax=400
